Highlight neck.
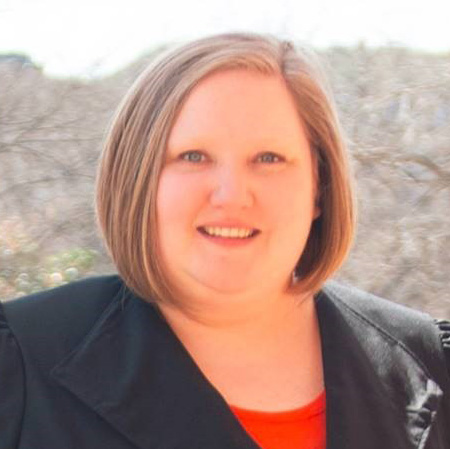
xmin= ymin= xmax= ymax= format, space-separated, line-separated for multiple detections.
xmin=157 ymin=288 xmax=324 ymax=411
xmin=156 ymin=285 xmax=316 ymax=353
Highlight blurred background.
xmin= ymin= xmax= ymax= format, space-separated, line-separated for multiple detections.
xmin=1 ymin=0 xmax=449 ymax=317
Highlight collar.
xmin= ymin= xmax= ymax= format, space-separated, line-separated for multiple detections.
xmin=51 ymin=286 xmax=259 ymax=449
xmin=51 ymin=280 xmax=443 ymax=449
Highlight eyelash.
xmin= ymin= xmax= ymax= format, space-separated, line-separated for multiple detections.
xmin=178 ymin=151 xmax=284 ymax=164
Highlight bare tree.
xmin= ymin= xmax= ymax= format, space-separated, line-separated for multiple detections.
xmin=1 ymin=45 xmax=449 ymax=316
xmin=323 ymin=45 xmax=450 ymax=316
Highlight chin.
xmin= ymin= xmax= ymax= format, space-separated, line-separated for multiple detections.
xmin=199 ymin=278 xmax=253 ymax=295
xmin=186 ymin=270 xmax=261 ymax=296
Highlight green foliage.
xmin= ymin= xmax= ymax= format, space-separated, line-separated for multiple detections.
xmin=0 ymin=218 xmax=98 ymax=300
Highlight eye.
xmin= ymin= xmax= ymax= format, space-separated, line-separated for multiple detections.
xmin=179 ymin=150 xmax=206 ymax=163
xmin=256 ymin=152 xmax=284 ymax=163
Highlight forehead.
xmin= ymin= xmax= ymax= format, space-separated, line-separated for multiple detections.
xmin=168 ymin=69 xmax=308 ymax=148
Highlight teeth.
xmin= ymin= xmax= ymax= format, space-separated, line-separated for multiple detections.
xmin=202 ymin=226 xmax=255 ymax=238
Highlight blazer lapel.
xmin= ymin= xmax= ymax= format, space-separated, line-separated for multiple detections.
xmin=51 ymin=288 xmax=259 ymax=449
xmin=316 ymin=288 xmax=443 ymax=449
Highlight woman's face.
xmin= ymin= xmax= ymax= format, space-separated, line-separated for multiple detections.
xmin=156 ymin=69 xmax=319 ymax=301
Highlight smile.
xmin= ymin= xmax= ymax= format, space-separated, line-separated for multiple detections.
xmin=198 ymin=226 xmax=259 ymax=239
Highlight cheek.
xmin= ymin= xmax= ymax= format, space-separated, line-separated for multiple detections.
xmin=157 ymin=174 xmax=180 ymax=223
xmin=264 ymin=172 xmax=316 ymax=226
xmin=156 ymin=172 xmax=204 ymax=226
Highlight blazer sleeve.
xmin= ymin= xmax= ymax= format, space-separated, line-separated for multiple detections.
xmin=435 ymin=318 xmax=450 ymax=376
xmin=0 ymin=302 xmax=25 ymax=449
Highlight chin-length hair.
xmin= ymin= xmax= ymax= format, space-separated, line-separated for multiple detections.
xmin=95 ymin=32 xmax=356 ymax=304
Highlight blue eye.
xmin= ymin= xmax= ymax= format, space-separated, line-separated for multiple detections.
xmin=257 ymin=152 xmax=283 ymax=163
xmin=180 ymin=151 xmax=205 ymax=163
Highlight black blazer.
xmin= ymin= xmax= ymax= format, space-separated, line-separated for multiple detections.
xmin=1 ymin=275 xmax=449 ymax=449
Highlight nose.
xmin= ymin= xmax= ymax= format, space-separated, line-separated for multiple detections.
xmin=209 ymin=164 xmax=254 ymax=209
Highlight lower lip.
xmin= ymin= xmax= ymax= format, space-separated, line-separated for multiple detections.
xmin=198 ymin=230 xmax=258 ymax=247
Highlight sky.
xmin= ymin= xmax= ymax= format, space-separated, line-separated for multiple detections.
xmin=1 ymin=0 xmax=449 ymax=79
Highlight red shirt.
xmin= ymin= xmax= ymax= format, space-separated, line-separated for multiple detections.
xmin=229 ymin=391 xmax=326 ymax=449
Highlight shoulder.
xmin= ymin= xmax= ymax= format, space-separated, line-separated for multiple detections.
xmin=320 ymin=280 xmax=434 ymax=330
xmin=1 ymin=274 xmax=125 ymax=370
xmin=319 ymin=280 xmax=450 ymax=386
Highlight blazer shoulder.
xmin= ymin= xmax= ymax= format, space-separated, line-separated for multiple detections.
xmin=1 ymin=274 xmax=125 ymax=370
xmin=0 ymin=302 xmax=25 ymax=448
xmin=321 ymin=280 xmax=433 ymax=326
xmin=320 ymin=280 xmax=449 ymax=386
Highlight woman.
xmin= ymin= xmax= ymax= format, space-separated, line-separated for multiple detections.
xmin=1 ymin=33 xmax=449 ymax=449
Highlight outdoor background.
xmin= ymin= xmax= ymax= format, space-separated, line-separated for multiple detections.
xmin=1 ymin=0 xmax=449 ymax=318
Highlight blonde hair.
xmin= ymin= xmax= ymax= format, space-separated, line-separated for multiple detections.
xmin=95 ymin=32 xmax=355 ymax=303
